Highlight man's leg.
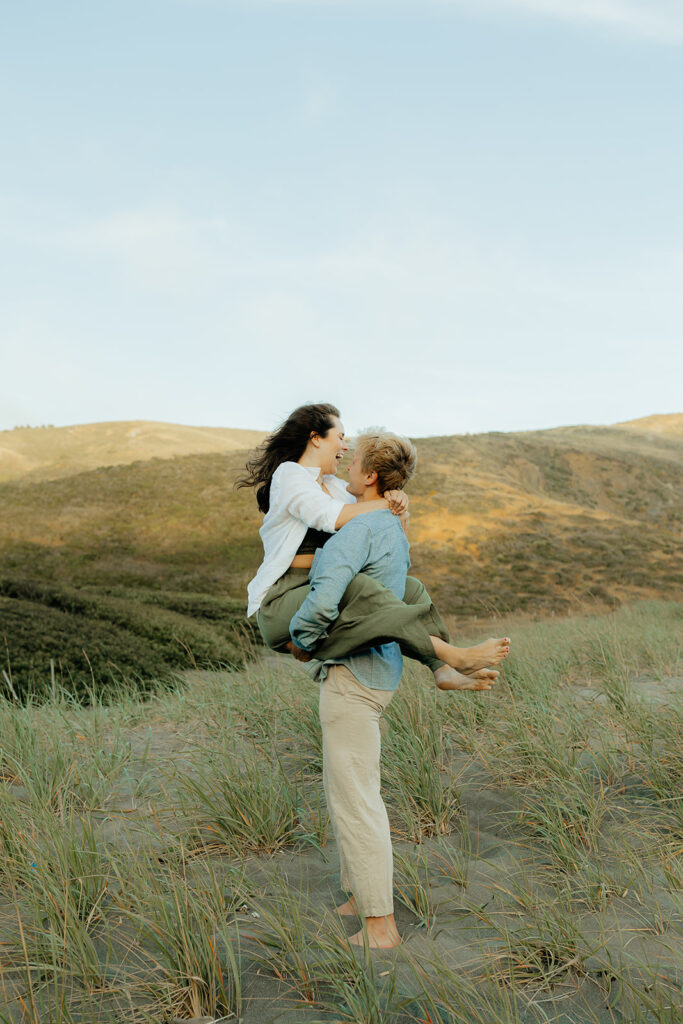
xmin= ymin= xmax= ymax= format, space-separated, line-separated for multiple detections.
xmin=319 ymin=664 xmax=400 ymax=948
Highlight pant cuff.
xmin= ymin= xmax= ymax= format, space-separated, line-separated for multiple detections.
xmin=359 ymin=901 xmax=394 ymax=917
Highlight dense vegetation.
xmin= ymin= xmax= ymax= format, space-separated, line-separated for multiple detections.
xmin=0 ymin=577 xmax=253 ymax=701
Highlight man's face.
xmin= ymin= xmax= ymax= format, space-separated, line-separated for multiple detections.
xmin=346 ymin=450 xmax=372 ymax=498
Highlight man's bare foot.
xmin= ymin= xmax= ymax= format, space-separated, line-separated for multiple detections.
xmin=433 ymin=666 xmax=498 ymax=691
xmin=431 ymin=636 xmax=510 ymax=674
xmin=335 ymin=896 xmax=359 ymax=917
xmin=349 ymin=914 xmax=402 ymax=949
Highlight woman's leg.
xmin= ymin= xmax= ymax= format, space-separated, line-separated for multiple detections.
xmin=256 ymin=569 xmax=312 ymax=651
xmin=401 ymin=576 xmax=448 ymax=672
xmin=258 ymin=570 xmax=445 ymax=663
xmin=314 ymin=575 xmax=508 ymax=676
xmin=315 ymin=574 xmax=446 ymax=665
xmin=258 ymin=569 xmax=508 ymax=676
xmin=319 ymin=664 xmax=400 ymax=948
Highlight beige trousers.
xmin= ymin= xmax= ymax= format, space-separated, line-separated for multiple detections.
xmin=319 ymin=663 xmax=395 ymax=918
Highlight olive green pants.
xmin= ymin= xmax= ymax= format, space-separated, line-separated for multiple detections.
xmin=257 ymin=568 xmax=449 ymax=673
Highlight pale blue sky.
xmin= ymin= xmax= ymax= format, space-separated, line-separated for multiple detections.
xmin=2 ymin=1 xmax=681 ymax=437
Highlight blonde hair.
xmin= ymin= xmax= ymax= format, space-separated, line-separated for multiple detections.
xmin=355 ymin=432 xmax=417 ymax=492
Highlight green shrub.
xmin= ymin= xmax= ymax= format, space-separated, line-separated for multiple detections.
xmin=0 ymin=577 xmax=254 ymax=701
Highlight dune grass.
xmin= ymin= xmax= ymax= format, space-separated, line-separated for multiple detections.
xmin=0 ymin=599 xmax=680 ymax=1022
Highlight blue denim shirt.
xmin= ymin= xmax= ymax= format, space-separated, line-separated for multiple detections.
xmin=289 ymin=510 xmax=410 ymax=691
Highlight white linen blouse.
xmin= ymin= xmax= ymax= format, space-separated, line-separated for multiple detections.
xmin=246 ymin=461 xmax=355 ymax=617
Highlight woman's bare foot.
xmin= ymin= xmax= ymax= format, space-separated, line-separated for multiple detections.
xmin=335 ymin=895 xmax=359 ymax=917
xmin=433 ymin=666 xmax=498 ymax=691
xmin=431 ymin=636 xmax=510 ymax=674
xmin=349 ymin=914 xmax=402 ymax=949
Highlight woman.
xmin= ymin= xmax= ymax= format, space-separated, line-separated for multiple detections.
xmin=238 ymin=403 xmax=510 ymax=686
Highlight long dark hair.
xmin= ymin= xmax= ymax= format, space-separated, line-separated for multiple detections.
xmin=235 ymin=403 xmax=340 ymax=513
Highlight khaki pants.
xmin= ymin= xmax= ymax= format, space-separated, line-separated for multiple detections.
xmin=258 ymin=569 xmax=449 ymax=672
xmin=319 ymin=663 xmax=395 ymax=918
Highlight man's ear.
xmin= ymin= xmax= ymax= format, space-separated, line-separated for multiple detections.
xmin=366 ymin=469 xmax=378 ymax=486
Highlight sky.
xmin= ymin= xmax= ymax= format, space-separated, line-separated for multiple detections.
xmin=1 ymin=0 xmax=682 ymax=438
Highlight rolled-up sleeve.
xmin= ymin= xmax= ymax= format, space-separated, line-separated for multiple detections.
xmin=271 ymin=464 xmax=345 ymax=533
xmin=289 ymin=522 xmax=371 ymax=650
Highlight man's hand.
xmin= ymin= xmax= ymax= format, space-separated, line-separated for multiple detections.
xmin=285 ymin=640 xmax=313 ymax=663
xmin=384 ymin=489 xmax=409 ymax=515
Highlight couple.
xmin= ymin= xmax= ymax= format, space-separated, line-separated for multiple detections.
xmin=240 ymin=403 xmax=510 ymax=949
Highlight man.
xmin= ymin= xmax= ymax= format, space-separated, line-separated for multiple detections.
xmin=289 ymin=432 xmax=497 ymax=948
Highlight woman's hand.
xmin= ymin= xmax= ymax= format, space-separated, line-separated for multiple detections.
xmin=384 ymin=489 xmax=409 ymax=515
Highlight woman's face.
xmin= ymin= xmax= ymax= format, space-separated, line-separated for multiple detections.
xmin=314 ymin=416 xmax=349 ymax=475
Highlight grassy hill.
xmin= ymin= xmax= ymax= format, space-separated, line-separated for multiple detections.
xmin=616 ymin=412 xmax=683 ymax=436
xmin=407 ymin=422 xmax=682 ymax=617
xmin=0 ymin=416 xmax=681 ymax=697
xmin=0 ymin=420 xmax=267 ymax=482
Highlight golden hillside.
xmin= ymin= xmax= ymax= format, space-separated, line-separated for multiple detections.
xmin=1 ymin=416 xmax=681 ymax=617
xmin=406 ymin=422 xmax=682 ymax=615
xmin=615 ymin=412 xmax=683 ymax=437
xmin=0 ymin=420 xmax=267 ymax=482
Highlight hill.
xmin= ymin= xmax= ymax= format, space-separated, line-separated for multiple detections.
xmin=0 ymin=420 xmax=267 ymax=482
xmin=616 ymin=412 xmax=683 ymax=436
xmin=0 ymin=417 xmax=681 ymax=696
xmin=407 ymin=423 xmax=682 ymax=616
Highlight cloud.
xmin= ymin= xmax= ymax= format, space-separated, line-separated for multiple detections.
xmin=298 ymin=79 xmax=338 ymax=127
xmin=253 ymin=0 xmax=683 ymax=43
xmin=5 ymin=200 xmax=682 ymax=381
xmin=17 ymin=202 xmax=683 ymax=337
xmin=0 ymin=393 xmax=37 ymax=431
xmin=457 ymin=0 xmax=683 ymax=41
xmin=4 ymin=201 xmax=682 ymax=434
xmin=0 ymin=205 xmax=233 ymax=292
xmin=64 ymin=208 xmax=225 ymax=289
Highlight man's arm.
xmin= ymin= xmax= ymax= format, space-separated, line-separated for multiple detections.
xmin=289 ymin=521 xmax=371 ymax=652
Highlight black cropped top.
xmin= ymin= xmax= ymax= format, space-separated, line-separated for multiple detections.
xmin=296 ymin=527 xmax=334 ymax=556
